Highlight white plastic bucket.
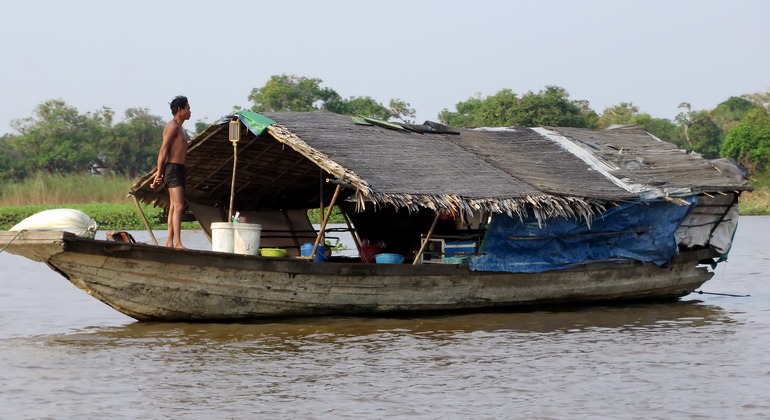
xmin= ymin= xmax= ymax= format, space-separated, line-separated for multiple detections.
xmin=233 ymin=223 xmax=262 ymax=255
xmin=211 ymin=222 xmax=234 ymax=253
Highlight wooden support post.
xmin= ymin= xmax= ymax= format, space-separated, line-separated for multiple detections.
xmin=341 ymin=210 xmax=362 ymax=257
xmin=228 ymin=141 xmax=238 ymax=222
xmin=132 ymin=195 xmax=159 ymax=246
xmin=318 ymin=170 xmax=325 ymax=244
xmin=413 ymin=211 xmax=441 ymax=265
xmin=310 ymin=184 xmax=341 ymax=261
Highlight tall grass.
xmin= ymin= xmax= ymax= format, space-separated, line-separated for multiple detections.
xmin=0 ymin=173 xmax=135 ymax=206
xmin=0 ymin=173 xmax=341 ymax=229
xmin=736 ymin=171 xmax=770 ymax=214
xmin=739 ymin=188 xmax=770 ymax=215
xmin=0 ymin=202 xmax=173 ymax=231
xmin=1 ymin=172 xmax=768 ymax=225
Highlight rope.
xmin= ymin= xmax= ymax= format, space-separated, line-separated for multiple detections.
xmin=0 ymin=230 xmax=27 ymax=254
xmin=693 ymin=290 xmax=750 ymax=298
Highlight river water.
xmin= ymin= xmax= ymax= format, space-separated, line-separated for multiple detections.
xmin=1 ymin=218 xmax=768 ymax=419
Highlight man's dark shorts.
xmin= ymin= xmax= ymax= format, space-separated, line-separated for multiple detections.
xmin=163 ymin=163 xmax=186 ymax=189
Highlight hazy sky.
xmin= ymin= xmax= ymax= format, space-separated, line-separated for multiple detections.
xmin=1 ymin=0 xmax=768 ymax=134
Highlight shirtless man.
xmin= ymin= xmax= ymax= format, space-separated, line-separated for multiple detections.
xmin=151 ymin=96 xmax=191 ymax=249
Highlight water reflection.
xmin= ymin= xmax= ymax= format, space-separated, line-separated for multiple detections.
xmin=34 ymin=300 xmax=735 ymax=347
xmin=5 ymin=299 xmax=743 ymax=420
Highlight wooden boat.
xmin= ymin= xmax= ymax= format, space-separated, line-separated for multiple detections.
xmin=0 ymin=230 xmax=718 ymax=321
xmin=0 ymin=111 xmax=752 ymax=321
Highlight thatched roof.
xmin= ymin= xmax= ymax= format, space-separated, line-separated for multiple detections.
xmin=130 ymin=111 xmax=750 ymax=221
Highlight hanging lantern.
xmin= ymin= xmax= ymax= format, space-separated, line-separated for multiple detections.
xmin=229 ymin=118 xmax=240 ymax=144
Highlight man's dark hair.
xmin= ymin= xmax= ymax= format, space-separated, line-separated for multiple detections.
xmin=170 ymin=95 xmax=188 ymax=115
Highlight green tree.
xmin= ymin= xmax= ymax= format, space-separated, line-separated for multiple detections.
xmin=438 ymin=93 xmax=499 ymax=127
xmin=674 ymin=102 xmax=722 ymax=157
xmin=721 ymin=108 xmax=770 ymax=173
xmin=632 ymin=114 xmax=680 ymax=143
xmin=102 ymin=108 xmax=165 ymax=177
xmin=573 ymin=99 xmax=600 ymax=129
xmin=388 ymin=99 xmax=416 ymax=123
xmin=710 ymin=96 xmax=758 ymax=132
xmin=247 ymin=74 xmax=412 ymax=121
xmin=742 ymin=91 xmax=770 ymax=111
xmin=598 ymin=102 xmax=640 ymax=128
xmin=0 ymin=134 xmax=26 ymax=181
xmin=675 ymin=102 xmax=694 ymax=147
xmin=10 ymin=99 xmax=102 ymax=174
xmin=248 ymin=74 xmax=340 ymax=112
xmin=516 ymin=86 xmax=592 ymax=127
xmin=686 ymin=113 xmax=722 ymax=158
xmin=194 ymin=119 xmax=210 ymax=136
xmin=439 ymin=86 xmax=595 ymax=128
xmin=474 ymin=89 xmax=521 ymax=126
xmin=598 ymin=102 xmax=680 ymax=143
xmin=325 ymin=96 xmax=390 ymax=120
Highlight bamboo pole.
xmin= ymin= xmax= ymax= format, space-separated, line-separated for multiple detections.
xmin=310 ymin=184 xmax=341 ymax=261
xmin=228 ymin=141 xmax=238 ymax=222
xmin=132 ymin=195 xmax=158 ymax=245
xmin=318 ymin=170 xmax=325 ymax=244
xmin=413 ymin=211 xmax=441 ymax=265
xmin=341 ymin=210 xmax=362 ymax=257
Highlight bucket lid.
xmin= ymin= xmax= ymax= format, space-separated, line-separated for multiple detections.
xmin=211 ymin=222 xmax=234 ymax=228
xmin=233 ymin=223 xmax=262 ymax=230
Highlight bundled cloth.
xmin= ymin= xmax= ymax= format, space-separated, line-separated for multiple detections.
xmin=10 ymin=209 xmax=98 ymax=239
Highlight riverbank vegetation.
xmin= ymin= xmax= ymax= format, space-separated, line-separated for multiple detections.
xmin=0 ymin=173 xmax=766 ymax=231
xmin=0 ymin=174 xmax=345 ymax=230
xmin=738 ymin=172 xmax=770 ymax=215
xmin=1 ymin=74 xmax=769 ymax=229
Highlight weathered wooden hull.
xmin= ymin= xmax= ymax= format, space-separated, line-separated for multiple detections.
xmin=1 ymin=231 xmax=715 ymax=322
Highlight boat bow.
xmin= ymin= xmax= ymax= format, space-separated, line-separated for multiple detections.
xmin=0 ymin=230 xmax=70 ymax=263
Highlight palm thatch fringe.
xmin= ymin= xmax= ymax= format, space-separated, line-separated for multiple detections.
xmin=467 ymin=195 xmax=607 ymax=227
xmin=267 ymin=125 xmax=373 ymax=196
xmin=267 ymin=124 xmax=616 ymax=223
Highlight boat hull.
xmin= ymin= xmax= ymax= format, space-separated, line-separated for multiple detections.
xmin=2 ymin=231 xmax=715 ymax=322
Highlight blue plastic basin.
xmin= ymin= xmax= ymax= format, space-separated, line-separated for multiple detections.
xmin=375 ymin=253 xmax=404 ymax=264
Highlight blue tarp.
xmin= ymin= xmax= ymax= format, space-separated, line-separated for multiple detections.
xmin=469 ymin=197 xmax=697 ymax=273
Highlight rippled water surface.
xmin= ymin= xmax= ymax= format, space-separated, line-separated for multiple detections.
xmin=1 ymin=219 xmax=769 ymax=419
